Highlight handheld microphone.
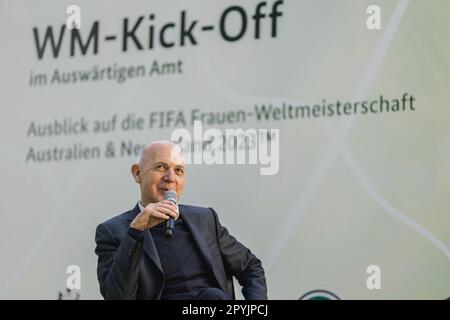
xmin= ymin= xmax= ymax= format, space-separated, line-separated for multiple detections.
xmin=164 ymin=190 xmax=177 ymax=238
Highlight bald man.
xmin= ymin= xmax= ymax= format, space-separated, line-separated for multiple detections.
xmin=95 ymin=141 xmax=267 ymax=300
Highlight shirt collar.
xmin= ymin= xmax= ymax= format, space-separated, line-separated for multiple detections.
xmin=138 ymin=201 xmax=145 ymax=212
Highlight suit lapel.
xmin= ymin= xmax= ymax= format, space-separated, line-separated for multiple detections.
xmin=143 ymin=229 xmax=163 ymax=273
xmin=181 ymin=206 xmax=227 ymax=293
xmin=126 ymin=203 xmax=163 ymax=274
xmin=182 ymin=210 xmax=213 ymax=266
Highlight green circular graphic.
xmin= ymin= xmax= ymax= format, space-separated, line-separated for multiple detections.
xmin=299 ymin=289 xmax=341 ymax=300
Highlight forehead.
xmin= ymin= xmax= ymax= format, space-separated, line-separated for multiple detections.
xmin=146 ymin=143 xmax=184 ymax=166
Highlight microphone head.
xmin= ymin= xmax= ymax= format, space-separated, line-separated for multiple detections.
xmin=164 ymin=190 xmax=177 ymax=206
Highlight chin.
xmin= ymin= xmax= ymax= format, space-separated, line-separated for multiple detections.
xmin=155 ymin=192 xmax=165 ymax=201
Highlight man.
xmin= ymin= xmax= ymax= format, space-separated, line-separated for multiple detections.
xmin=95 ymin=140 xmax=267 ymax=300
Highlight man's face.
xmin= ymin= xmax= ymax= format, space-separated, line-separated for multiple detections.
xmin=133 ymin=143 xmax=185 ymax=205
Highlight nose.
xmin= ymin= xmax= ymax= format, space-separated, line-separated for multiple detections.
xmin=163 ymin=168 xmax=176 ymax=183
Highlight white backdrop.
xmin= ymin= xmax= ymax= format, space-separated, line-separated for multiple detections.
xmin=0 ymin=0 xmax=449 ymax=299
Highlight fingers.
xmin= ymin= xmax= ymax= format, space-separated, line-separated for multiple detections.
xmin=159 ymin=200 xmax=178 ymax=210
xmin=151 ymin=209 xmax=171 ymax=220
xmin=143 ymin=202 xmax=178 ymax=220
xmin=155 ymin=206 xmax=177 ymax=220
xmin=156 ymin=201 xmax=179 ymax=220
xmin=157 ymin=202 xmax=177 ymax=212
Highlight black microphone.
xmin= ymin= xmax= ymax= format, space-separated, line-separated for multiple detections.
xmin=164 ymin=190 xmax=177 ymax=238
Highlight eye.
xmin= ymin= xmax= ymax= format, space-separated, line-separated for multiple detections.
xmin=176 ymin=168 xmax=184 ymax=175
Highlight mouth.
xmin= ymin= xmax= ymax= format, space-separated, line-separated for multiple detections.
xmin=158 ymin=187 xmax=171 ymax=194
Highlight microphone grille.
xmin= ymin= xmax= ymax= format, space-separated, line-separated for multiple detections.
xmin=164 ymin=190 xmax=177 ymax=201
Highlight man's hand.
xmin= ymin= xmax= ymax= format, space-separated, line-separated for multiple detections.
xmin=130 ymin=200 xmax=179 ymax=231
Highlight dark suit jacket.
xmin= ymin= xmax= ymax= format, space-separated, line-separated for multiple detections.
xmin=95 ymin=204 xmax=267 ymax=300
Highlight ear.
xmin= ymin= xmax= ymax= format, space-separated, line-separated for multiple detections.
xmin=131 ymin=164 xmax=141 ymax=183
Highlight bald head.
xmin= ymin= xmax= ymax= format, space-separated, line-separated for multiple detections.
xmin=132 ymin=140 xmax=185 ymax=205
xmin=136 ymin=140 xmax=182 ymax=165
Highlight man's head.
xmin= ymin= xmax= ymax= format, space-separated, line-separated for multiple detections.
xmin=131 ymin=140 xmax=185 ymax=206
